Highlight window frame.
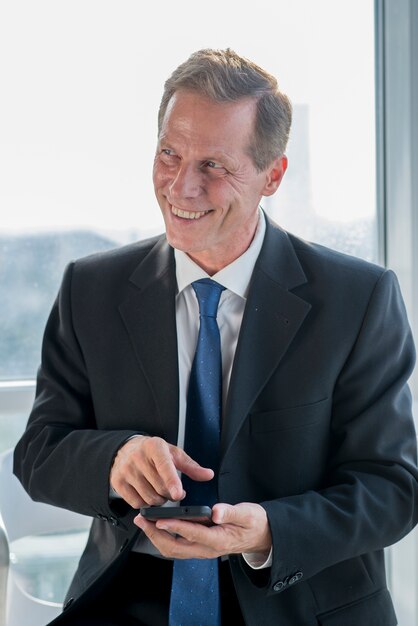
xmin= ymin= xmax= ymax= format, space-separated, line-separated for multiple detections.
xmin=375 ymin=1 xmax=418 ymax=624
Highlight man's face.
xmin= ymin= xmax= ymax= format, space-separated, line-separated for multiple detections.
xmin=153 ymin=90 xmax=287 ymax=274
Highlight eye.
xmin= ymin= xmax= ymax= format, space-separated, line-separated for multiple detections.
xmin=204 ymin=160 xmax=224 ymax=170
xmin=159 ymin=148 xmax=179 ymax=165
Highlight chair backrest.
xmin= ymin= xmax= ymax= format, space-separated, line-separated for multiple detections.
xmin=0 ymin=514 xmax=8 ymax=626
xmin=0 ymin=448 xmax=91 ymax=626
xmin=0 ymin=449 xmax=91 ymax=542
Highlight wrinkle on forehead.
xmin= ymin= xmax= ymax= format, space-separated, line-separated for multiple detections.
xmin=159 ymin=91 xmax=257 ymax=172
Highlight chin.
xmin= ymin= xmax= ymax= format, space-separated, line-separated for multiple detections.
xmin=165 ymin=232 xmax=192 ymax=253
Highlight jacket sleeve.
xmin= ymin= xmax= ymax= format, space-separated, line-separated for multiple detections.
xmin=260 ymin=270 xmax=418 ymax=593
xmin=13 ymin=262 xmax=142 ymax=523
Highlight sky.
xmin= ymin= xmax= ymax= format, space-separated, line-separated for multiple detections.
xmin=0 ymin=0 xmax=375 ymax=238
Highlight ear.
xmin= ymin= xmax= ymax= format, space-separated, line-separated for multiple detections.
xmin=262 ymin=155 xmax=288 ymax=196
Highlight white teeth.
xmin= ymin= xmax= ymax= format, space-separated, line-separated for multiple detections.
xmin=171 ymin=206 xmax=210 ymax=219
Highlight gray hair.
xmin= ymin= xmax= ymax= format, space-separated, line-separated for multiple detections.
xmin=158 ymin=48 xmax=292 ymax=172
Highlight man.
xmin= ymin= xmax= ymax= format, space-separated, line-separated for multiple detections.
xmin=14 ymin=48 xmax=418 ymax=625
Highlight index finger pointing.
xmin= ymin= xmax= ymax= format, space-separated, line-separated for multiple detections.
xmin=171 ymin=447 xmax=215 ymax=482
xmin=151 ymin=444 xmax=185 ymax=501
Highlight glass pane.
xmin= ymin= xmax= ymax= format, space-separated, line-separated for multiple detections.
xmin=0 ymin=235 xmax=120 ymax=380
xmin=0 ymin=0 xmax=376 ymax=381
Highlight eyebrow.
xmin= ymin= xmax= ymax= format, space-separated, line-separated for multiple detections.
xmin=159 ymin=138 xmax=238 ymax=170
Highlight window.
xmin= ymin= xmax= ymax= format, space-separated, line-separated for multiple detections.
xmin=0 ymin=0 xmax=376 ymax=387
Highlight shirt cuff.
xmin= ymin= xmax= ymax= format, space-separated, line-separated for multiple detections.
xmin=109 ymin=485 xmax=121 ymax=499
xmin=242 ymin=546 xmax=273 ymax=570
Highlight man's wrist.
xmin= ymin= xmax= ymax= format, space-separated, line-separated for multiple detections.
xmin=109 ymin=434 xmax=144 ymax=499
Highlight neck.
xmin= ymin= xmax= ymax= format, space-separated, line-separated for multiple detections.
xmin=187 ymin=215 xmax=260 ymax=275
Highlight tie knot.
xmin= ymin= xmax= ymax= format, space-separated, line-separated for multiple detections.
xmin=192 ymin=279 xmax=225 ymax=318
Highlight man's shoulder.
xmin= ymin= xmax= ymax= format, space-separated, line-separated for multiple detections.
xmin=263 ymin=215 xmax=386 ymax=295
xmin=73 ymin=233 xmax=166 ymax=272
xmin=288 ymin=230 xmax=384 ymax=281
xmin=76 ymin=234 xmax=165 ymax=265
xmin=62 ymin=232 xmax=172 ymax=297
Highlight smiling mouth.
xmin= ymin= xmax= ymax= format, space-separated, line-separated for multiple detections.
xmin=171 ymin=206 xmax=211 ymax=220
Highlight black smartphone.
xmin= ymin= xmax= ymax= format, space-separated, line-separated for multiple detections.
xmin=140 ymin=505 xmax=212 ymax=524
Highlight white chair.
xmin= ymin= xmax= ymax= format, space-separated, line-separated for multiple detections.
xmin=0 ymin=513 xmax=8 ymax=626
xmin=0 ymin=449 xmax=91 ymax=626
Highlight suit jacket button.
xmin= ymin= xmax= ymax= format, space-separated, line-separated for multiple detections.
xmin=288 ymin=571 xmax=303 ymax=585
xmin=63 ymin=598 xmax=74 ymax=610
xmin=273 ymin=581 xmax=285 ymax=592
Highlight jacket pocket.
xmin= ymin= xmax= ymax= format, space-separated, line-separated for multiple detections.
xmin=250 ymin=397 xmax=330 ymax=433
xmin=317 ymin=588 xmax=397 ymax=626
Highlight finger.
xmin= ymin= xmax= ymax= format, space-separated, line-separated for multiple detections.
xmin=212 ymin=503 xmax=272 ymax=554
xmin=112 ymin=437 xmax=185 ymax=502
xmin=112 ymin=456 xmax=169 ymax=506
xmin=153 ymin=517 xmax=234 ymax=557
xmin=113 ymin=473 xmax=167 ymax=508
xmin=148 ymin=441 xmax=186 ymax=501
xmin=137 ymin=462 xmax=181 ymax=502
xmin=114 ymin=483 xmax=146 ymax=509
xmin=130 ymin=473 xmax=169 ymax=506
xmin=155 ymin=518 xmax=213 ymax=544
xmin=211 ymin=503 xmax=244 ymax=526
xmin=134 ymin=515 xmax=216 ymax=559
xmin=171 ymin=447 xmax=215 ymax=482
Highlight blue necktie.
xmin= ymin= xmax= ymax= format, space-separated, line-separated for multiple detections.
xmin=169 ymin=278 xmax=225 ymax=626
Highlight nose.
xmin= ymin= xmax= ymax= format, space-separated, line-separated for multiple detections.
xmin=169 ymin=163 xmax=202 ymax=201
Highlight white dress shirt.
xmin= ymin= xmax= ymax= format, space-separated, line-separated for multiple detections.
xmin=128 ymin=209 xmax=272 ymax=568
xmin=175 ymin=209 xmax=265 ymax=449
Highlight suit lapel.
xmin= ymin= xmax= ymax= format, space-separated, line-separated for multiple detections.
xmin=116 ymin=220 xmax=311 ymax=457
xmin=118 ymin=237 xmax=179 ymax=445
xmin=221 ymin=218 xmax=312 ymax=459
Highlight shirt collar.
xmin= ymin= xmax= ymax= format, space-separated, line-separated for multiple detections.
xmin=174 ymin=208 xmax=266 ymax=299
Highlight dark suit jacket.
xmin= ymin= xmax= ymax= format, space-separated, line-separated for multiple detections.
xmin=14 ymin=215 xmax=418 ymax=625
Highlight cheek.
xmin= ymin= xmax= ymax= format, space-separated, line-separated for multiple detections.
xmin=153 ymin=163 xmax=171 ymax=189
xmin=207 ymin=180 xmax=238 ymax=208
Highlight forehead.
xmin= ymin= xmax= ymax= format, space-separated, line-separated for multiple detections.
xmin=159 ymin=90 xmax=257 ymax=156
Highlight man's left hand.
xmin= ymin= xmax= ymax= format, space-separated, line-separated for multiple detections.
xmin=134 ymin=502 xmax=272 ymax=560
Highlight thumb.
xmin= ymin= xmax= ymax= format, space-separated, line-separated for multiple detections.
xmin=212 ymin=503 xmax=238 ymax=525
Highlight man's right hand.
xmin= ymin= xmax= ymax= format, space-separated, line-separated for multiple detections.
xmin=109 ymin=436 xmax=214 ymax=509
